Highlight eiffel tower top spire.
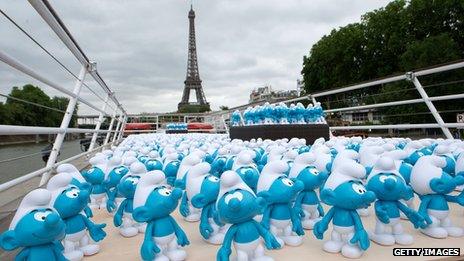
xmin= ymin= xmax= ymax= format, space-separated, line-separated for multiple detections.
xmin=178 ymin=3 xmax=210 ymax=112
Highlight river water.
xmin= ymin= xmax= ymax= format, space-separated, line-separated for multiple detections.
xmin=0 ymin=140 xmax=82 ymax=184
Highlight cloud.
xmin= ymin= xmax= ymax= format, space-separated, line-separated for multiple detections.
xmin=0 ymin=0 xmax=391 ymax=115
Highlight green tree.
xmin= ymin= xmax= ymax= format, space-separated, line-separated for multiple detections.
xmin=219 ymin=105 xmax=229 ymax=110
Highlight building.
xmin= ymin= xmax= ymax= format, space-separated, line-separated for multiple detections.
xmin=249 ymin=85 xmax=299 ymax=103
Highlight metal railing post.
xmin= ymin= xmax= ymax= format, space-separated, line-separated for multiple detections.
xmin=103 ymin=107 xmax=117 ymax=146
xmin=408 ymin=72 xmax=453 ymax=139
xmin=117 ymin=115 xmax=127 ymax=140
xmin=88 ymin=94 xmax=110 ymax=151
xmin=112 ymin=114 xmax=122 ymax=143
xmin=39 ymin=65 xmax=87 ymax=186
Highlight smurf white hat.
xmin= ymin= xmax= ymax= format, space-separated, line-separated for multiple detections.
xmin=366 ymin=157 xmax=404 ymax=183
xmin=177 ymin=154 xmax=201 ymax=180
xmin=410 ymin=155 xmax=446 ymax=195
xmin=217 ymin=170 xmax=255 ymax=206
xmin=257 ymin=160 xmax=288 ymax=193
xmin=289 ymin=152 xmax=316 ymax=179
xmin=130 ymin=161 xmax=147 ymax=176
xmin=10 ymin=189 xmax=53 ymax=229
xmin=56 ymin=163 xmax=85 ymax=183
xmin=186 ymin=162 xmax=211 ymax=200
xmin=232 ymin=151 xmax=254 ymax=171
xmin=133 ymin=171 xmax=166 ymax=209
xmin=46 ymin=172 xmax=73 ymax=207
xmin=323 ymin=160 xmax=366 ymax=191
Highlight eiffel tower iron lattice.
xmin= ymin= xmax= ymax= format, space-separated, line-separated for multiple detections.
xmin=178 ymin=5 xmax=210 ymax=112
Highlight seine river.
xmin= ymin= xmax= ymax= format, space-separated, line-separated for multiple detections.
xmin=0 ymin=140 xmax=82 ymax=184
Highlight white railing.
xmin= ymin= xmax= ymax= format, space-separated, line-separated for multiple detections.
xmin=203 ymin=60 xmax=464 ymax=138
xmin=0 ymin=0 xmax=128 ymax=191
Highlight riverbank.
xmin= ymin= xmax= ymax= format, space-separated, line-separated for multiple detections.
xmin=0 ymin=133 xmax=81 ymax=146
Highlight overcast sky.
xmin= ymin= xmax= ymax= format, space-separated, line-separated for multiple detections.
xmin=0 ymin=0 xmax=391 ymax=115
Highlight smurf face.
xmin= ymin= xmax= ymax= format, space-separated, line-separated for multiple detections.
xmin=140 ymin=186 xmax=182 ymax=219
xmin=430 ymin=171 xmax=462 ymax=195
xmin=145 ymin=159 xmax=163 ymax=171
xmin=13 ymin=208 xmax=65 ymax=247
xmin=117 ymin=175 xmax=141 ymax=199
xmin=324 ymin=181 xmax=376 ymax=210
xmin=407 ymin=150 xmax=424 ymax=165
xmin=53 ymin=186 xmax=90 ymax=218
xmin=82 ymin=167 xmax=105 ymax=185
xmin=217 ymin=189 xmax=265 ymax=224
xmin=266 ymin=177 xmax=304 ymax=203
xmin=297 ymin=167 xmax=328 ymax=191
xmin=105 ymin=166 xmax=129 ymax=188
xmin=366 ymin=173 xmax=411 ymax=201
xmin=200 ymin=175 xmax=220 ymax=202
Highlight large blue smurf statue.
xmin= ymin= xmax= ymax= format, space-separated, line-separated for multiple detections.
xmin=187 ymin=162 xmax=226 ymax=244
xmin=113 ymin=171 xmax=145 ymax=238
xmin=0 ymin=189 xmax=66 ymax=261
xmin=313 ymin=159 xmax=376 ymax=258
xmin=47 ymin=173 xmax=106 ymax=261
xmin=410 ymin=155 xmax=464 ymax=238
xmin=216 ymin=171 xmax=281 ymax=261
xmin=133 ymin=173 xmax=190 ymax=261
xmin=257 ymin=160 xmax=305 ymax=247
xmin=231 ymin=110 xmax=243 ymax=127
xmin=366 ymin=157 xmax=426 ymax=246
xmin=289 ymin=152 xmax=328 ymax=230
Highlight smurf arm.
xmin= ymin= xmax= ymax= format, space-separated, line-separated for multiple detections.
xmin=260 ymin=205 xmax=271 ymax=229
xmin=349 ymin=211 xmax=370 ymax=251
xmin=84 ymin=206 xmax=93 ymax=218
xmin=15 ymin=248 xmax=30 ymax=261
xmin=113 ymin=199 xmax=128 ymax=227
xmin=179 ymin=191 xmax=190 ymax=217
xmin=293 ymin=192 xmax=305 ymax=218
xmin=444 ymin=189 xmax=464 ymax=206
xmin=374 ymin=201 xmax=390 ymax=224
xmin=140 ymin=222 xmax=160 ymax=261
xmin=217 ymin=225 xmax=238 ymax=261
xmin=313 ymin=207 xmax=334 ymax=239
xmin=396 ymin=201 xmax=427 ymax=229
xmin=52 ymin=241 xmax=67 ymax=261
xmin=252 ymin=220 xmax=281 ymax=250
xmin=168 ymin=216 xmax=190 ymax=246
xmin=418 ymin=196 xmax=433 ymax=225
xmin=199 ymin=204 xmax=213 ymax=239
xmin=290 ymin=203 xmax=305 ymax=236
xmin=106 ymin=188 xmax=117 ymax=213
xmin=82 ymin=214 xmax=107 ymax=242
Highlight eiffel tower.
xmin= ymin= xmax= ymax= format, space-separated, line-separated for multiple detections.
xmin=178 ymin=5 xmax=210 ymax=112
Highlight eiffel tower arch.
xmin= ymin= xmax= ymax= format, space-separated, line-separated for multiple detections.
xmin=178 ymin=5 xmax=210 ymax=113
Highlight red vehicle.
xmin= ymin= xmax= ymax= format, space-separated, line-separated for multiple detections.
xmin=124 ymin=123 xmax=154 ymax=135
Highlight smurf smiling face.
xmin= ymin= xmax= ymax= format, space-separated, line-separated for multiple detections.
xmin=322 ymin=181 xmax=376 ymax=210
xmin=53 ymin=186 xmax=90 ymax=219
xmin=366 ymin=173 xmax=412 ymax=201
xmin=117 ymin=175 xmax=141 ymax=199
xmin=217 ymin=189 xmax=266 ymax=224
xmin=133 ymin=186 xmax=182 ymax=222
xmin=82 ymin=167 xmax=105 ymax=185
xmin=297 ymin=167 xmax=328 ymax=191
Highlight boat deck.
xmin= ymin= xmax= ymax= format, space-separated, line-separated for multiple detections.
xmin=86 ymin=199 xmax=464 ymax=261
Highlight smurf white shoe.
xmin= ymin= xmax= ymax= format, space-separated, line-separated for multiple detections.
xmin=341 ymin=244 xmax=363 ymax=259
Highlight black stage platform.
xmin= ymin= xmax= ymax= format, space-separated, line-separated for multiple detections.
xmin=229 ymin=124 xmax=330 ymax=145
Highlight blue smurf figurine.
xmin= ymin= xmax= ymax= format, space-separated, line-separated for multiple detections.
xmin=313 ymin=160 xmax=376 ymax=258
xmin=234 ymin=151 xmax=260 ymax=192
xmin=82 ymin=156 xmax=107 ymax=209
xmin=133 ymin=173 xmax=190 ymax=261
xmin=0 ymin=189 xmax=66 ymax=261
xmin=188 ymin=163 xmax=226 ymax=244
xmin=257 ymin=160 xmax=305 ymax=247
xmin=410 ymin=155 xmax=464 ymax=238
xmin=216 ymin=170 xmax=281 ymax=261
xmin=47 ymin=173 xmax=106 ymax=261
xmin=289 ymin=152 xmax=328 ymax=230
xmin=175 ymin=154 xmax=202 ymax=222
xmin=162 ymin=152 xmax=181 ymax=186
xmin=211 ymin=148 xmax=229 ymax=177
xmin=231 ymin=110 xmax=243 ymax=127
xmin=114 ymin=172 xmax=145 ymax=238
xmin=366 ymin=157 xmax=426 ymax=246
xmin=104 ymin=156 xmax=129 ymax=213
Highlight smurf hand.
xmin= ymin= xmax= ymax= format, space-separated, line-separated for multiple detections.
xmin=292 ymin=220 xmax=305 ymax=236
xmin=350 ymin=229 xmax=370 ymax=251
xmin=407 ymin=211 xmax=426 ymax=229
xmin=106 ymin=199 xmax=116 ymax=213
xmin=419 ymin=210 xmax=433 ymax=225
xmin=264 ymin=232 xmax=281 ymax=249
xmin=141 ymin=240 xmax=160 ymax=261
xmin=317 ymin=204 xmax=325 ymax=217
xmin=375 ymin=206 xmax=390 ymax=224
xmin=88 ymin=223 xmax=107 ymax=242
xmin=200 ymin=222 xmax=213 ymax=239
xmin=84 ymin=206 xmax=93 ymax=218
xmin=217 ymin=246 xmax=231 ymax=261
xmin=456 ymin=192 xmax=464 ymax=206
xmin=179 ymin=198 xmax=190 ymax=217
xmin=176 ymin=230 xmax=190 ymax=246
xmin=313 ymin=221 xmax=327 ymax=240
xmin=294 ymin=206 xmax=305 ymax=218
xmin=113 ymin=213 xmax=122 ymax=227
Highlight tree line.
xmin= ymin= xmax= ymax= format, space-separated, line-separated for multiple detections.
xmin=301 ymin=0 xmax=464 ymax=125
xmin=0 ymin=84 xmax=78 ymax=127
